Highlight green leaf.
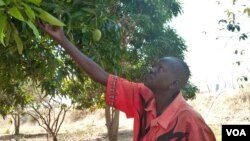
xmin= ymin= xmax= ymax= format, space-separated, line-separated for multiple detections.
xmin=243 ymin=8 xmax=250 ymax=17
xmin=82 ymin=8 xmax=95 ymax=14
xmin=243 ymin=76 xmax=248 ymax=81
xmin=24 ymin=0 xmax=42 ymax=6
xmin=0 ymin=0 xmax=5 ymax=6
xmin=22 ymin=3 xmax=36 ymax=21
xmin=26 ymin=20 xmax=39 ymax=38
xmin=4 ymin=0 xmax=10 ymax=5
xmin=235 ymin=25 xmax=240 ymax=32
xmin=37 ymin=8 xmax=65 ymax=26
xmin=218 ymin=19 xmax=227 ymax=24
xmin=232 ymin=0 xmax=236 ymax=5
xmin=239 ymin=33 xmax=248 ymax=41
xmin=0 ymin=13 xmax=7 ymax=46
xmin=8 ymin=7 xmax=25 ymax=22
xmin=5 ymin=22 xmax=12 ymax=46
xmin=12 ymin=24 xmax=23 ymax=54
xmin=236 ymin=61 xmax=241 ymax=66
xmin=234 ymin=50 xmax=238 ymax=54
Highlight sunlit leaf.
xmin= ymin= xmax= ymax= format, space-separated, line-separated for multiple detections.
xmin=243 ymin=8 xmax=250 ymax=17
xmin=0 ymin=13 xmax=7 ymax=46
xmin=8 ymin=7 xmax=25 ymax=22
xmin=0 ymin=0 xmax=5 ymax=6
xmin=22 ymin=3 xmax=36 ymax=21
xmin=12 ymin=24 xmax=23 ymax=54
xmin=26 ymin=20 xmax=39 ymax=38
xmin=24 ymin=0 xmax=42 ymax=6
xmin=36 ymin=8 xmax=65 ymax=26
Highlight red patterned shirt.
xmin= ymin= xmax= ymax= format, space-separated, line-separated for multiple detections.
xmin=105 ymin=75 xmax=216 ymax=141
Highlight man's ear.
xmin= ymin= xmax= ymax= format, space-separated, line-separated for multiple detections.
xmin=169 ymin=80 xmax=179 ymax=89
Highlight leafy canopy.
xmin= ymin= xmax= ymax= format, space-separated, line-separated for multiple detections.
xmin=0 ymin=0 xmax=197 ymax=116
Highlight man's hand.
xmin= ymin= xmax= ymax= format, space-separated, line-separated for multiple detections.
xmin=37 ymin=20 xmax=108 ymax=86
xmin=38 ymin=20 xmax=66 ymax=42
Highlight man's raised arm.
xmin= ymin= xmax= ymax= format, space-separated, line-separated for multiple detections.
xmin=38 ymin=21 xmax=108 ymax=86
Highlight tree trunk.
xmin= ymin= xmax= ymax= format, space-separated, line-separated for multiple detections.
xmin=105 ymin=106 xmax=120 ymax=141
xmin=14 ymin=114 xmax=20 ymax=135
xmin=48 ymin=132 xmax=58 ymax=141
xmin=52 ymin=136 xmax=58 ymax=141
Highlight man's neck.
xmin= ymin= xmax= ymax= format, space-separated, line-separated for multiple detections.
xmin=154 ymin=90 xmax=179 ymax=117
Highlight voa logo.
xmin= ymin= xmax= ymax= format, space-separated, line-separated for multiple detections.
xmin=226 ymin=129 xmax=246 ymax=136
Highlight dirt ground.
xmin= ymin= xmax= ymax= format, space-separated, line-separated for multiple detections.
xmin=0 ymin=85 xmax=249 ymax=141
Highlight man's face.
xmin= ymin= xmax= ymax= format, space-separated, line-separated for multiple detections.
xmin=144 ymin=58 xmax=177 ymax=92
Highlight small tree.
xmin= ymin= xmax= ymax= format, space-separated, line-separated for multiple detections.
xmin=10 ymin=106 xmax=22 ymax=135
xmin=105 ymin=106 xmax=119 ymax=141
xmin=26 ymin=87 xmax=70 ymax=141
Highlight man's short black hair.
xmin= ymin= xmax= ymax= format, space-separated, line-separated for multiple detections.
xmin=176 ymin=58 xmax=190 ymax=88
xmin=162 ymin=56 xmax=190 ymax=89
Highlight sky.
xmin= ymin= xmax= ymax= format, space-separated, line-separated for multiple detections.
xmin=170 ymin=0 xmax=250 ymax=92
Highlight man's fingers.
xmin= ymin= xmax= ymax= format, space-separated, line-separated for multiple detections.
xmin=36 ymin=19 xmax=63 ymax=38
xmin=37 ymin=19 xmax=52 ymax=31
xmin=37 ymin=20 xmax=46 ymax=30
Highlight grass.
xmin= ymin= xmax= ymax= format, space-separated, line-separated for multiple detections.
xmin=210 ymin=124 xmax=221 ymax=141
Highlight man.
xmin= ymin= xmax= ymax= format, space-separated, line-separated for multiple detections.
xmin=38 ymin=21 xmax=216 ymax=141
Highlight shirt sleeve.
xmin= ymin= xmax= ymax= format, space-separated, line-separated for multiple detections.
xmin=105 ymin=74 xmax=144 ymax=118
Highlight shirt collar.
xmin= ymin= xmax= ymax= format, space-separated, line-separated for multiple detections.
xmin=145 ymin=92 xmax=186 ymax=129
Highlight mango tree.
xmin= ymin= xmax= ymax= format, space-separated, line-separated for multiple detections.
xmin=0 ymin=0 xmax=197 ymax=140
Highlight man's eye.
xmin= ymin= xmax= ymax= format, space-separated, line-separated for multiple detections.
xmin=159 ymin=66 xmax=164 ymax=71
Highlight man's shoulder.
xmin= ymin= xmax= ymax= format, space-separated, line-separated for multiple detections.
xmin=178 ymin=104 xmax=205 ymax=122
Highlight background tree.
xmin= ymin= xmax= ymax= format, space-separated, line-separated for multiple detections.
xmin=10 ymin=106 xmax=23 ymax=136
xmin=217 ymin=0 xmax=250 ymax=87
xmin=26 ymin=84 xmax=70 ymax=141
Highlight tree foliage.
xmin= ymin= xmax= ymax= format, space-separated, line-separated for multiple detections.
xmin=0 ymin=0 xmax=196 ymax=117
xmin=217 ymin=0 xmax=249 ymax=87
